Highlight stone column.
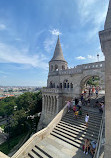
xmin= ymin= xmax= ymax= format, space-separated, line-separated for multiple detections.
xmin=46 ymin=96 xmax=48 ymax=113
xmin=53 ymin=96 xmax=56 ymax=114
xmin=50 ymin=96 xmax=52 ymax=114
xmin=99 ymin=28 xmax=111 ymax=157
xmin=44 ymin=96 xmax=46 ymax=113
xmin=56 ymin=96 xmax=59 ymax=114
xmin=52 ymin=96 xmax=54 ymax=114
xmin=42 ymin=95 xmax=45 ymax=112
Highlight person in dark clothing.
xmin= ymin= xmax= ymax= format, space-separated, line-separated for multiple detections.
xmin=75 ymin=97 xmax=79 ymax=105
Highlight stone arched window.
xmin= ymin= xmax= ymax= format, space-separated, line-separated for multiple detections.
xmin=67 ymin=83 xmax=69 ymax=88
xmin=51 ymin=65 xmax=53 ymax=71
xmin=62 ymin=65 xmax=65 ymax=70
xmin=55 ymin=64 xmax=58 ymax=71
xmin=50 ymin=81 xmax=53 ymax=88
xmin=53 ymin=83 xmax=55 ymax=88
xmin=60 ymin=83 xmax=62 ymax=89
xmin=64 ymin=83 xmax=66 ymax=88
xmin=71 ymin=83 xmax=73 ymax=88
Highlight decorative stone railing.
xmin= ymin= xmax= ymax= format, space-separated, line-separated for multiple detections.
xmin=42 ymin=88 xmax=74 ymax=94
xmin=10 ymin=104 xmax=68 ymax=158
xmin=42 ymin=88 xmax=62 ymax=93
xmin=82 ymin=61 xmax=105 ymax=70
xmin=48 ymin=61 xmax=105 ymax=76
xmin=0 ymin=152 xmax=10 ymax=158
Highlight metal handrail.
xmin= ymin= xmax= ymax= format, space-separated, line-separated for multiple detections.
xmin=93 ymin=110 xmax=105 ymax=158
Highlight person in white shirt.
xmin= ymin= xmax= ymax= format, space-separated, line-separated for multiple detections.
xmin=85 ymin=113 xmax=89 ymax=127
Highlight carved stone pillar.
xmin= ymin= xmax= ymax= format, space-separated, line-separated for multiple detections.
xmin=56 ymin=96 xmax=59 ymax=114
xmin=54 ymin=96 xmax=56 ymax=114
xmin=99 ymin=5 xmax=111 ymax=156
xmin=42 ymin=95 xmax=45 ymax=112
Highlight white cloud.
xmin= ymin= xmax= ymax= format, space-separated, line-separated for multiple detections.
xmin=0 ymin=71 xmax=9 ymax=75
xmin=87 ymin=52 xmax=105 ymax=62
xmin=77 ymin=0 xmax=108 ymax=39
xmin=44 ymin=36 xmax=57 ymax=53
xmin=15 ymin=38 xmax=22 ymax=41
xmin=49 ymin=29 xmax=62 ymax=36
xmin=0 ymin=24 xmax=6 ymax=30
xmin=76 ymin=56 xmax=86 ymax=60
xmin=0 ymin=42 xmax=48 ymax=70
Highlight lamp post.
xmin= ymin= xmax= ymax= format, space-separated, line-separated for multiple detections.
xmin=97 ymin=53 xmax=99 ymax=62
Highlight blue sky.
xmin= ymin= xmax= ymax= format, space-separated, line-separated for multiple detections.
xmin=0 ymin=0 xmax=109 ymax=86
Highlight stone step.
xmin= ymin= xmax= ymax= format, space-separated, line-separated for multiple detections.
xmin=66 ymin=111 xmax=102 ymax=120
xmin=48 ymin=134 xmax=92 ymax=158
xmin=32 ymin=149 xmax=43 ymax=158
xmin=81 ymin=109 xmax=102 ymax=115
xmin=51 ymin=129 xmax=84 ymax=148
xmin=63 ymin=117 xmax=101 ymax=127
xmin=36 ymin=139 xmax=70 ymax=158
xmin=55 ymin=124 xmax=98 ymax=139
xmin=69 ymin=108 xmax=102 ymax=115
xmin=28 ymin=150 xmax=40 ymax=158
xmin=28 ymin=153 xmax=34 ymax=158
xmin=62 ymin=115 xmax=101 ymax=125
xmin=61 ymin=119 xmax=100 ymax=131
xmin=64 ymin=112 xmax=102 ymax=120
xmin=43 ymin=136 xmax=72 ymax=158
xmin=64 ymin=115 xmax=101 ymax=125
xmin=33 ymin=146 xmax=53 ymax=158
xmin=62 ymin=117 xmax=101 ymax=128
xmin=53 ymin=127 xmax=97 ymax=145
xmin=59 ymin=121 xmax=100 ymax=133
xmin=50 ymin=132 xmax=82 ymax=150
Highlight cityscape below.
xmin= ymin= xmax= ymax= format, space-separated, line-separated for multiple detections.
xmin=0 ymin=86 xmax=41 ymax=99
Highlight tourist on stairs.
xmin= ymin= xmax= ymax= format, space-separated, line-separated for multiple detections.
xmin=85 ymin=113 xmax=89 ymax=127
xmin=83 ymin=138 xmax=90 ymax=155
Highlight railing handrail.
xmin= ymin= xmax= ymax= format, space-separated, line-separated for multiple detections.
xmin=12 ymin=104 xmax=68 ymax=158
xmin=93 ymin=110 xmax=105 ymax=158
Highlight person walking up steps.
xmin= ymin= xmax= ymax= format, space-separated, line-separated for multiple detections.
xmin=85 ymin=113 xmax=89 ymax=127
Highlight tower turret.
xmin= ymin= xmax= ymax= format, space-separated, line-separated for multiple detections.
xmin=49 ymin=36 xmax=68 ymax=72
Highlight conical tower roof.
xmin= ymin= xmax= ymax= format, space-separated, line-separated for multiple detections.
xmin=105 ymin=0 xmax=111 ymax=29
xmin=50 ymin=36 xmax=66 ymax=62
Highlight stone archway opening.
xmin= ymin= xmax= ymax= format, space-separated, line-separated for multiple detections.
xmin=80 ymin=75 xmax=104 ymax=97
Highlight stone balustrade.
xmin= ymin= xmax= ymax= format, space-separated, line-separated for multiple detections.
xmin=82 ymin=61 xmax=105 ymax=70
xmin=10 ymin=104 xmax=68 ymax=158
xmin=0 ymin=152 xmax=10 ymax=158
xmin=42 ymin=87 xmax=62 ymax=93
xmin=48 ymin=61 xmax=105 ymax=76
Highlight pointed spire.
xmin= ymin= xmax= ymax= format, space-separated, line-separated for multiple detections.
xmin=50 ymin=36 xmax=66 ymax=61
xmin=104 ymin=0 xmax=111 ymax=30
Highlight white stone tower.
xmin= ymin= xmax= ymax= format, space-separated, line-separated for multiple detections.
xmin=37 ymin=36 xmax=68 ymax=131
xmin=49 ymin=35 xmax=67 ymax=73
xmin=48 ymin=36 xmax=68 ymax=88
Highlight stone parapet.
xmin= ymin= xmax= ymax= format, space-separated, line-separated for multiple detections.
xmin=0 ymin=152 xmax=10 ymax=158
xmin=11 ymin=104 xmax=68 ymax=158
xmin=48 ymin=61 xmax=105 ymax=76
xmin=42 ymin=87 xmax=74 ymax=95
xmin=42 ymin=88 xmax=62 ymax=94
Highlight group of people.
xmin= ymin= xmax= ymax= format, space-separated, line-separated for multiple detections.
xmin=67 ymin=98 xmax=89 ymax=127
xmin=94 ymin=101 xmax=104 ymax=113
xmin=66 ymin=95 xmax=104 ymax=157
xmin=83 ymin=86 xmax=100 ymax=98
xmin=67 ymin=98 xmax=82 ymax=119
xmin=83 ymin=139 xmax=97 ymax=157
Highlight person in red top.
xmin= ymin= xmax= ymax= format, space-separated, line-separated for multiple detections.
xmin=73 ymin=105 xmax=76 ymax=113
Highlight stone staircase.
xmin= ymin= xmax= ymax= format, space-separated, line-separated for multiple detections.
xmin=27 ymin=108 xmax=102 ymax=158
